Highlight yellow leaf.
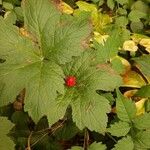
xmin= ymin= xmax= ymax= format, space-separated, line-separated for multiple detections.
xmin=122 ymin=71 xmax=146 ymax=88
xmin=146 ymin=46 xmax=150 ymax=53
xmin=75 ymin=1 xmax=112 ymax=33
xmin=139 ymin=38 xmax=150 ymax=53
xmin=115 ymin=56 xmax=131 ymax=73
xmin=140 ymin=38 xmax=150 ymax=47
xmin=135 ymin=98 xmax=146 ymax=116
xmin=131 ymin=33 xmax=148 ymax=43
xmin=124 ymin=90 xmax=138 ymax=99
xmin=123 ymin=40 xmax=138 ymax=52
xmin=124 ymin=90 xmax=146 ymax=116
xmin=60 ymin=2 xmax=74 ymax=14
xmin=93 ymin=32 xmax=109 ymax=45
xmin=76 ymin=1 xmax=97 ymax=12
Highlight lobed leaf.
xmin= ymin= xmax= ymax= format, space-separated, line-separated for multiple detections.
xmin=0 ymin=117 xmax=15 ymax=150
xmin=107 ymin=121 xmax=131 ymax=137
xmin=94 ymin=29 xmax=125 ymax=63
xmin=61 ymin=51 xmax=122 ymax=132
xmin=116 ymin=89 xmax=136 ymax=122
xmin=135 ymin=85 xmax=150 ymax=98
xmin=134 ymin=131 xmax=150 ymax=149
xmin=112 ymin=136 xmax=134 ymax=150
xmin=133 ymin=55 xmax=150 ymax=76
xmin=133 ymin=113 xmax=150 ymax=130
xmin=0 ymin=0 xmax=91 ymax=125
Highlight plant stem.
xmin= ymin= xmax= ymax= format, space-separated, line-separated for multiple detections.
xmin=83 ymin=128 xmax=89 ymax=150
xmin=27 ymin=119 xmax=66 ymax=148
xmin=106 ymin=132 xmax=117 ymax=143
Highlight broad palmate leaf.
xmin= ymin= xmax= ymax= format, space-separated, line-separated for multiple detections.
xmin=0 ymin=117 xmax=15 ymax=150
xmin=0 ymin=0 xmax=91 ymax=124
xmin=58 ymin=51 xmax=122 ymax=133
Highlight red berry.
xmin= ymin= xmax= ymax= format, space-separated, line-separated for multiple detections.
xmin=65 ymin=76 xmax=76 ymax=87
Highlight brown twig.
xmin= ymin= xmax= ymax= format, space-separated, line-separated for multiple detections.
xmin=26 ymin=131 xmax=33 ymax=150
xmin=29 ymin=119 xmax=66 ymax=148
xmin=83 ymin=128 xmax=89 ymax=150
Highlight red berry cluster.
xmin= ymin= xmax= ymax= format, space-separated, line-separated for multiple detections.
xmin=65 ymin=76 xmax=76 ymax=87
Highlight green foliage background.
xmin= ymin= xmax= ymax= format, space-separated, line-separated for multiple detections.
xmin=0 ymin=0 xmax=150 ymax=149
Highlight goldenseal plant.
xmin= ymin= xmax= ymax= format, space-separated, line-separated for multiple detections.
xmin=1 ymin=0 xmax=150 ymax=150
xmin=0 ymin=0 xmax=122 ymax=132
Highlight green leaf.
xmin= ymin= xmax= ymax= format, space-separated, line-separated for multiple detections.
xmin=3 ymin=0 xmax=20 ymax=5
xmin=107 ymin=0 xmax=115 ymax=10
xmin=31 ymin=117 xmax=62 ymax=150
xmin=145 ymin=99 xmax=150 ymax=112
xmin=94 ymin=29 xmax=124 ymax=62
xmin=24 ymin=61 xmax=66 ymax=123
xmin=0 ymin=0 xmax=91 ymax=125
xmin=61 ymin=51 xmax=122 ymax=133
xmin=32 ymin=132 xmax=62 ymax=150
xmin=54 ymin=117 xmax=79 ymax=140
xmin=4 ymin=11 xmax=17 ymax=25
xmin=71 ymin=93 xmax=110 ymax=133
xmin=23 ymin=0 xmax=91 ymax=64
xmin=133 ymin=55 xmax=150 ymax=76
xmin=0 ymin=104 xmax=14 ymax=117
xmin=64 ymin=51 xmax=122 ymax=92
xmin=11 ymin=111 xmax=30 ymax=130
xmin=131 ymin=0 xmax=149 ymax=14
xmin=111 ymin=57 xmax=125 ymax=74
xmin=0 ymin=117 xmax=15 ymax=150
xmin=14 ymin=7 xmax=23 ymax=21
xmin=0 ymin=17 xmax=41 ymax=106
xmin=121 ymin=28 xmax=131 ymax=43
xmin=76 ymin=1 xmax=97 ymax=12
xmin=47 ymin=14 xmax=91 ymax=64
xmin=98 ymin=0 xmax=105 ymax=6
xmin=115 ymin=16 xmax=128 ymax=27
xmin=128 ymin=10 xmax=147 ymax=22
xmin=107 ymin=121 xmax=131 ymax=137
xmin=134 ymin=131 xmax=150 ymax=149
xmin=71 ymin=142 xmax=106 ymax=150
xmin=91 ymin=0 xmax=100 ymax=3
xmin=88 ymin=142 xmax=106 ymax=150
xmin=117 ymin=8 xmax=127 ymax=15
xmin=100 ymin=93 xmax=115 ymax=105
xmin=115 ymin=0 xmax=128 ymax=5
xmin=75 ymin=1 xmax=111 ymax=34
xmin=71 ymin=146 xmax=84 ymax=150
xmin=3 ymin=2 xmax=14 ymax=10
xmin=133 ymin=113 xmax=150 ymax=130
xmin=23 ymin=0 xmax=60 ymax=48
xmin=116 ymin=89 xmax=136 ymax=122
xmin=112 ymin=136 xmax=134 ymax=150
xmin=10 ymin=112 xmax=30 ymax=143
xmin=135 ymin=85 xmax=150 ymax=98
xmin=130 ymin=21 xmax=144 ymax=33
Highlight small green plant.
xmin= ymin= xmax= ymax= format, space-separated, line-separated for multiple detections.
xmin=0 ymin=0 xmax=150 ymax=149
